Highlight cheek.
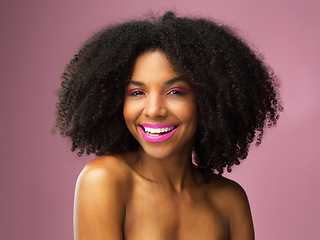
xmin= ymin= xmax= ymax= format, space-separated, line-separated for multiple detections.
xmin=172 ymin=100 xmax=198 ymax=123
xmin=185 ymin=103 xmax=198 ymax=132
xmin=123 ymin=101 xmax=132 ymax=126
xmin=123 ymin=107 xmax=130 ymax=123
xmin=186 ymin=108 xmax=198 ymax=130
xmin=123 ymin=100 xmax=140 ymax=129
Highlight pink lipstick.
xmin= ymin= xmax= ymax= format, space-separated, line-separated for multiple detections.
xmin=139 ymin=123 xmax=179 ymax=143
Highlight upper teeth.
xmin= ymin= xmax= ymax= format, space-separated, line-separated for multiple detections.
xmin=144 ymin=126 xmax=175 ymax=134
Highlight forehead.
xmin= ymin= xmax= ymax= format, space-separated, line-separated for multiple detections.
xmin=131 ymin=50 xmax=179 ymax=83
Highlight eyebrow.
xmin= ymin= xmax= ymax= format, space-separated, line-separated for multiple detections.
xmin=128 ymin=77 xmax=185 ymax=86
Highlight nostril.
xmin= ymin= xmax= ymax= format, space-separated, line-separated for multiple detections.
xmin=143 ymin=102 xmax=168 ymax=118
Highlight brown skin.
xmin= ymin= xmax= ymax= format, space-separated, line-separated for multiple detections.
xmin=73 ymin=51 xmax=254 ymax=240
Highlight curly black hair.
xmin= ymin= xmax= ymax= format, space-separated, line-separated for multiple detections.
xmin=54 ymin=11 xmax=282 ymax=180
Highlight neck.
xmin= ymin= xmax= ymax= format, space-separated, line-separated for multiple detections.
xmin=134 ymin=146 xmax=200 ymax=192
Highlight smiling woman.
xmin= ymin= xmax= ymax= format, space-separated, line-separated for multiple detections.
xmin=54 ymin=11 xmax=282 ymax=240
xmin=124 ymin=50 xmax=198 ymax=159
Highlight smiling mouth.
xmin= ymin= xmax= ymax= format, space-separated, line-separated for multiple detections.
xmin=138 ymin=124 xmax=179 ymax=143
xmin=141 ymin=125 xmax=178 ymax=136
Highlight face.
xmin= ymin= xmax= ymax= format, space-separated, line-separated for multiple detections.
xmin=123 ymin=50 xmax=198 ymax=159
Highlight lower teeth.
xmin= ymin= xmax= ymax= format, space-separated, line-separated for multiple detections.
xmin=148 ymin=133 xmax=160 ymax=136
xmin=146 ymin=131 xmax=169 ymax=136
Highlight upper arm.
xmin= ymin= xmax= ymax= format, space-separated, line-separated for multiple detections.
xmin=228 ymin=181 xmax=254 ymax=240
xmin=73 ymin=157 xmax=127 ymax=240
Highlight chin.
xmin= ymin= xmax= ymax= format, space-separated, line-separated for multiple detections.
xmin=139 ymin=139 xmax=194 ymax=160
xmin=139 ymin=144 xmax=174 ymax=160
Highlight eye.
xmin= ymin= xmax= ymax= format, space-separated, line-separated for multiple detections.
xmin=167 ymin=87 xmax=189 ymax=96
xmin=128 ymin=89 xmax=145 ymax=96
xmin=168 ymin=90 xmax=181 ymax=95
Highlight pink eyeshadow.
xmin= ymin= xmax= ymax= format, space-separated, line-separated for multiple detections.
xmin=127 ymin=88 xmax=142 ymax=95
xmin=171 ymin=87 xmax=189 ymax=94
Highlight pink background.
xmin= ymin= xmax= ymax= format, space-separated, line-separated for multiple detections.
xmin=1 ymin=0 xmax=319 ymax=239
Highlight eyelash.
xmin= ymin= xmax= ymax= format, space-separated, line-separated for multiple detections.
xmin=167 ymin=88 xmax=189 ymax=95
xmin=127 ymin=87 xmax=189 ymax=96
xmin=128 ymin=89 xmax=145 ymax=96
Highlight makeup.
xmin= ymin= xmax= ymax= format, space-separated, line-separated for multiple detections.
xmin=139 ymin=123 xmax=179 ymax=143
xmin=167 ymin=87 xmax=189 ymax=95
xmin=127 ymin=88 xmax=145 ymax=96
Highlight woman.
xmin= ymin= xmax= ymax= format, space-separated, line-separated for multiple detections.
xmin=54 ymin=12 xmax=282 ymax=240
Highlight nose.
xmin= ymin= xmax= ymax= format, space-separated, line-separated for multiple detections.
xmin=143 ymin=94 xmax=168 ymax=118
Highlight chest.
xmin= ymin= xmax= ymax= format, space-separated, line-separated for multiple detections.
xmin=123 ymin=183 xmax=229 ymax=240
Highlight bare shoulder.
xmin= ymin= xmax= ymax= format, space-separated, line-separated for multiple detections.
xmin=76 ymin=154 xmax=133 ymax=199
xmin=208 ymin=175 xmax=250 ymax=206
xmin=79 ymin=153 xmax=133 ymax=183
xmin=207 ymin=175 xmax=255 ymax=240
xmin=74 ymin=153 xmax=134 ymax=240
